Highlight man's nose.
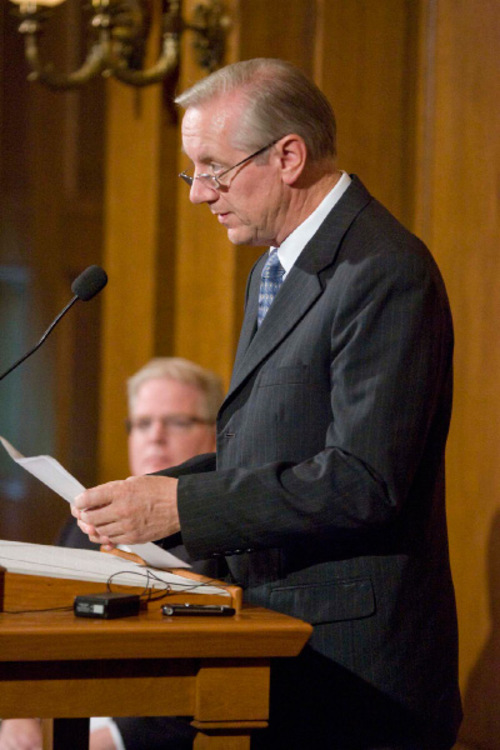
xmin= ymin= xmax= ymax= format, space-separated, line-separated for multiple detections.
xmin=149 ymin=420 xmax=168 ymax=440
xmin=189 ymin=179 xmax=217 ymax=205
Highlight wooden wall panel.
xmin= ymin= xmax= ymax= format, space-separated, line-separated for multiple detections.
xmin=98 ymin=81 xmax=164 ymax=481
xmin=98 ymin=85 xmax=184 ymax=481
xmin=412 ymin=2 xmax=500 ymax=747
xmin=0 ymin=5 xmax=104 ymax=543
xmin=97 ymin=0 xmax=179 ymax=482
xmin=316 ymin=0 xmax=419 ymax=227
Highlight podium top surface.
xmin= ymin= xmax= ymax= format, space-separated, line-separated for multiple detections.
xmin=0 ymin=596 xmax=312 ymax=662
xmin=0 ymin=560 xmax=312 ymax=663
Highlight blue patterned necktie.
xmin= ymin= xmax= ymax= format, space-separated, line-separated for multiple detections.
xmin=257 ymin=248 xmax=285 ymax=327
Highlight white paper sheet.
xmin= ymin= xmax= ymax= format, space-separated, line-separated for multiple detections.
xmin=0 ymin=436 xmax=190 ymax=569
xmin=0 ymin=540 xmax=227 ymax=596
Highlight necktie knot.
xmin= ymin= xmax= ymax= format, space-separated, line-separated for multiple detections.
xmin=258 ymin=248 xmax=285 ymax=327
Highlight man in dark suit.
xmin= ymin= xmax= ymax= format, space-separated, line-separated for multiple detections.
xmin=74 ymin=59 xmax=462 ymax=749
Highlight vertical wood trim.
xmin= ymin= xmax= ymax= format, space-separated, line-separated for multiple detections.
xmin=173 ymin=0 xmax=240 ymax=387
xmin=312 ymin=0 xmax=325 ymax=86
xmin=98 ymin=81 xmax=163 ymax=482
xmin=412 ymin=0 xmax=438 ymax=246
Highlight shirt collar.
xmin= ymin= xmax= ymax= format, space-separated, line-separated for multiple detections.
xmin=271 ymin=171 xmax=351 ymax=277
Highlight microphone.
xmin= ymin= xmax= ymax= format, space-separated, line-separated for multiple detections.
xmin=70 ymin=264 xmax=108 ymax=301
xmin=0 ymin=265 xmax=108 ymax=382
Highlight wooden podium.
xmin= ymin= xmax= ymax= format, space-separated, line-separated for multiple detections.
xmin=0 ymin=564 xmax=312 ymax=749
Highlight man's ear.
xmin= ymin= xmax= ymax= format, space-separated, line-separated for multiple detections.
xmin=275 ymin=135 xmax=307 ymax=185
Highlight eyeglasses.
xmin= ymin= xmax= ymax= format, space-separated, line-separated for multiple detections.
xmin=126 ymin=415 xmax=213 ymax=435
xmin=179 ymin=139 xmax=279 ymax=191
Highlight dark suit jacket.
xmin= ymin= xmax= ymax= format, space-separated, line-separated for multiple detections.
xmin=160 ymin=177 xmax=462 ymax=748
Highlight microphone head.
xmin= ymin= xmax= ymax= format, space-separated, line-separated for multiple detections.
xmin=71 ymin=265 xmax=108 ymax=301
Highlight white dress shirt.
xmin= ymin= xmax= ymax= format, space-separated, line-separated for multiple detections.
xmin=273 ymin=171 xmax=351 ymax=276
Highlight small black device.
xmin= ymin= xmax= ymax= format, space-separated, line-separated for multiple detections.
xmin=162 ymin=603 xmax=236 ymax=617
xmin=74 ymin=592 xmax=141 ymax=619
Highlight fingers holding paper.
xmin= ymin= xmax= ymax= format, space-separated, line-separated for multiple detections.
xmin=72 ymin=475 xmax=180 ymax=546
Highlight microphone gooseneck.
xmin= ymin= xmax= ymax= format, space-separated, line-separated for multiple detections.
xmin=0 ymin=265 xmax=108 ymax=382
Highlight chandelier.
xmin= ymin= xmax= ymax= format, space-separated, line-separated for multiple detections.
xmin=8 ymin=0 xmax=230 ymax=89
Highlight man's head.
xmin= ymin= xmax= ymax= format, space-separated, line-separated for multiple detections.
xmin=126 ymin=358 xmax=224 ymax=475
xmin=176 ymin=58 xmax=338 ymax=247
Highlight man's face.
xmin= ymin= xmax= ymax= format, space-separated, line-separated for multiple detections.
xmin=128 ymin=377 xmax=216 ymax=475
xmin=181 ymin=94 xmax=286 ymax=247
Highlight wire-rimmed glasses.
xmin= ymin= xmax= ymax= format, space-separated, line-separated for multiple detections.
xmin=126 ymin=415 xmax=213 ymax=435
xmin=179 ymin=139 xmax=279 ymax=191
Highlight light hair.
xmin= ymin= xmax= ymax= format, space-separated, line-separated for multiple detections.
xmin=175 ymin=58 xmax=336 ymax=162
xmin=127 ymin=358 xmax=224 ymax=422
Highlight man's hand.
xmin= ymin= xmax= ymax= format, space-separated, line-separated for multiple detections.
xmin=0 ymin=719 xmax=42 ymax=750
xmin=72 ymin=475 xmax=180 ymax=546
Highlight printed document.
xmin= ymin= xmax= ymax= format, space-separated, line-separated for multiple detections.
xmin=0 ymin=436 xmax=190 ymax=569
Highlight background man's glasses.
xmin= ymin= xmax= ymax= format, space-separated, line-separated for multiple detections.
xmin=179 ymin=139 xmax=279 ymax=191
xmin=126 ymin=415 xmax=213 ymax=434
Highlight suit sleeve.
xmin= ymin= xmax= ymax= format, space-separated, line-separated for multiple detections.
xmin=154 ymin=452 xmax=216 ymax=478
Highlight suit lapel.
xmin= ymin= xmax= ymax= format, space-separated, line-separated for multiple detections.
xmin=230 ymin=253 xmax=266 ymax=370
xmin=227 ymin=176 xmax=372 ymax=399
xmin=228 ymin=264 xmax=322 ymax=394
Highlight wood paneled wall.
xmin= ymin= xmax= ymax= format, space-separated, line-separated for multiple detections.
xmin=412 ymin=2 xmax=500 ymax=747
xmin=0 ymin=5 xmax=105 ymax=541
xmin=1 ymin=2 xmax=499 ymax=746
